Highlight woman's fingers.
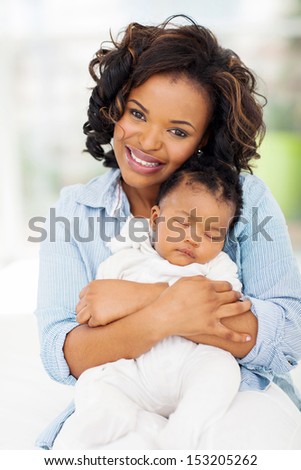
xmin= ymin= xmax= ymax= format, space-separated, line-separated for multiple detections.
xmin=88 ymin=316 xmax=100 ymax=328
xmin=79 ymin=285 xmax=89 ymax=299
xmin=187 ymin=277 xmax=233 ymax=292
xmin=217 ymin=290 xmax=242 ymax=305
xmin=75 ymin=297 xmax=87 ymax=315
xmin=76 ymin=306 xmax=90 ymax=324
xmin=217 ymin=299 xmax=252 ymax=318
xmin=211 ymin=280 xmax=233 ymax=292
xmin=216 ymin=323 xmax=252 ymax=343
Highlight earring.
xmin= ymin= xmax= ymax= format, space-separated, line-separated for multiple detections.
xmin=197 ymin=149 xmax=203 ymax=157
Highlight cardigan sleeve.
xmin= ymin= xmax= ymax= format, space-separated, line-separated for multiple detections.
xmin=35 ymin=185 xmax=89 ymax=385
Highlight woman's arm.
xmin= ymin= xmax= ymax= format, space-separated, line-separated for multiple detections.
xmin=66 ymin=308 xmax=257 ymax=380
xmin=65 ymin=301 xmax=167 ymax=378
xmin=75 ymin=279 xmax=168 ymax=326
xmin=184 ymin=310 xmax=258 ymax=358
xmin=75 ymin=249 xmax=255 ymax=359
xmin=66 ymin=276 xmax=252 ymax=378
xmin=75 ymin=276 xmax=257 ymax=360
xmin=233 ymin=175 xmax=301 ymax=375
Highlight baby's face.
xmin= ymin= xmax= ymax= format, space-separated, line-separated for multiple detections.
xmin=150 ymin=181 xmax=235 ymax=266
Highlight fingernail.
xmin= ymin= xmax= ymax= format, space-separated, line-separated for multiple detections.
xmin=246 ymin=335 xmax=252 ymax=342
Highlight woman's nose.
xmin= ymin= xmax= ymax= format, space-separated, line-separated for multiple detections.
xmin=138 ymin=125 xmax=162 ymax=151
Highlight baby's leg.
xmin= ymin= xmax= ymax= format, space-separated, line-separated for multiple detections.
xmin=157 ymin=345 xmax=241 ymax=450
xmin=54 ymin=359 xmax=146 ymax=449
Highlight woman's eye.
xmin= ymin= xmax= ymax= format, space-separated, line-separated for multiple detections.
xmin=170 ymin=128 xmax=188 ymax=138
xmin=130 ymin=109 xmax=145 ymax=121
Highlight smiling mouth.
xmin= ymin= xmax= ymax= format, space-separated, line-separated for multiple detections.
xmin=126 ymin=146 xmax=163 ymax=168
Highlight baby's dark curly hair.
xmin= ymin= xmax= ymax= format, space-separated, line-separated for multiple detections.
xmin=156 ymin=154 xmax=243 ymax=229
xmin=84 ymin=15 xmax=266 ymax=173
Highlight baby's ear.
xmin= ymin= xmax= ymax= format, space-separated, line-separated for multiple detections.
xmin=150 ymin=205 xmax=160 ymax=230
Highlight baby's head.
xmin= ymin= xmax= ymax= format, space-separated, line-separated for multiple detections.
xmin=150 ymin=156 xmax=242 ymax=266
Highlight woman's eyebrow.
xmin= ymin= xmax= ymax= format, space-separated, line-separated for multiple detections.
xmin=170 ymin=120 xmax=196 ymax=131
xmin=128 ymin=99 xmax=148 ymax=114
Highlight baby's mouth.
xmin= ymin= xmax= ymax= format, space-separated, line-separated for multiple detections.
xmin=176 ymin=248 xmax=196 ymax=259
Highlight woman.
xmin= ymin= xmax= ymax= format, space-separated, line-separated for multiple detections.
xmin=35 ymin=16 xmax=301 ymax=449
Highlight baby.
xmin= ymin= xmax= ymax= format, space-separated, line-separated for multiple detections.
xmin=56 ymin=157 xmax=244 ymax=450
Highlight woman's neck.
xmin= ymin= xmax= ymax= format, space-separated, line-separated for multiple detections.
xmin=122 ymin=181 xmax=159 ymax=217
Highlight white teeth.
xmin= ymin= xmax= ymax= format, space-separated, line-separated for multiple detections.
xmin=130 ymin=149 xmax=160 ymax=167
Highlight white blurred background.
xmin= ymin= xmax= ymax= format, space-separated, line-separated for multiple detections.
xmin=0 ymin=0 xmax=300 ymax=314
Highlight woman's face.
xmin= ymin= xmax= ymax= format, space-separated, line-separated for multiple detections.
xmin=113 ymin=74 xmax=212 ymax=198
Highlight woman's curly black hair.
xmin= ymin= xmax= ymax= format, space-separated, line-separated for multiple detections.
xmin=84 ymin=15 xmax=266 ymax=173
xmin=156 ymin=154 xmax=243 ymax=230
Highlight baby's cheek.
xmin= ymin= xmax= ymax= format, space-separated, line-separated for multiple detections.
xmin=154 ymin=240 xmax=169 ymax=260
xmin=210 ymin=241 xmax=225 ymax=258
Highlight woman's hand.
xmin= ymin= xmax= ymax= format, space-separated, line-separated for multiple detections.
xmin=155 ymin=275 xmax=252 ymax=343
xmin=75 ymin=279 xmax=168 ymax=327
xmin=67 ymin=275 xmax=254 ymax=378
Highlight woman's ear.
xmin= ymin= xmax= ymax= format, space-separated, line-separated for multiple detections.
xmin=150 ymin=205 xmax=160 ymax=230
